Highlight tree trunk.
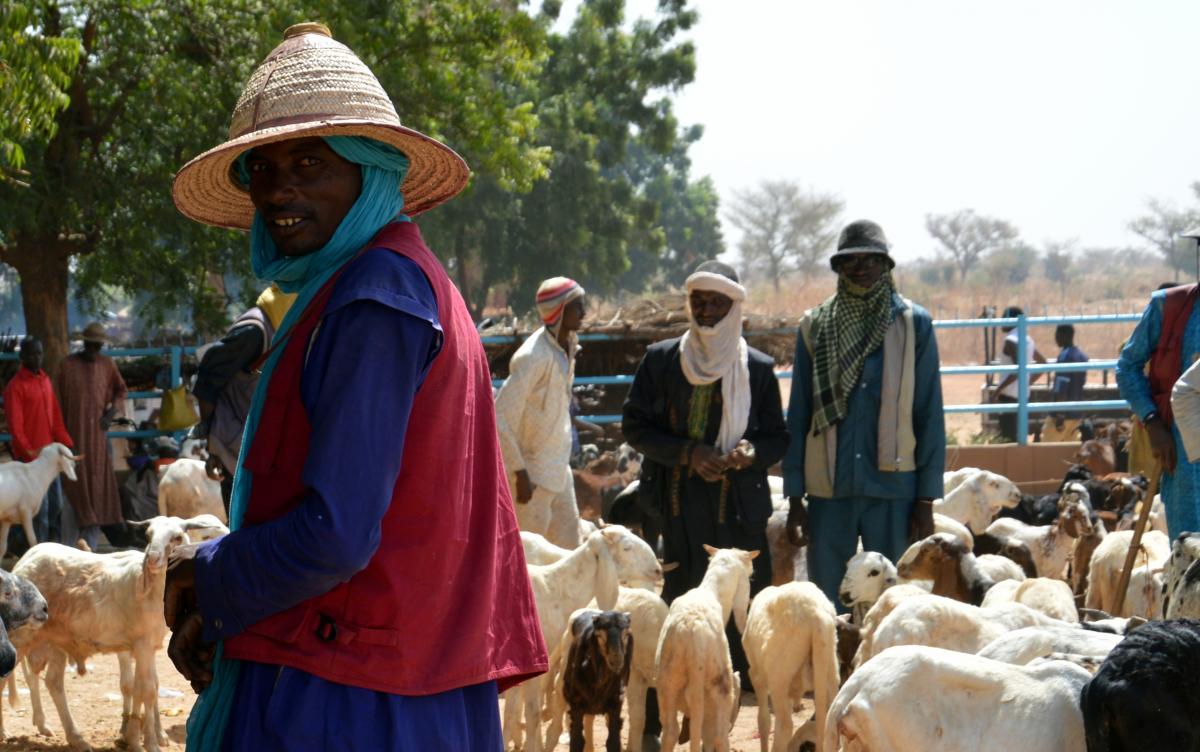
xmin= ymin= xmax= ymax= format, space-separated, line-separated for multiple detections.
xmin=453 ymin=224 xmax=482 ymax=321
xmin=10 ymin=239 xmax=72 ymax=375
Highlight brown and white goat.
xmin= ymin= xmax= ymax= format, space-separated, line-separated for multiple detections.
xmin=558 ymin=610 xmax=632 ymax=752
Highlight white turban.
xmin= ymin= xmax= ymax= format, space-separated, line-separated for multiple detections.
xmin=680 ymin=271 xmax=751 ymax=454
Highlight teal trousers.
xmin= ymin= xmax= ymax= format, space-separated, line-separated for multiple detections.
xmin=806 ymin=496 xmax=914 ymax=612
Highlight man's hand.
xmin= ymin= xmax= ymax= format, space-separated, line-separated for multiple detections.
xmin=515 ymin=470 xmax=534 ymax=504
xmin=908 ymin=500 xmax=935 ymax=544
xmin=690 ymin=444 xmax=728 ymax=483
xmin=167 ymin=611 xmax=215 ymax=694
xmin=725 ymin=440 xmax=756 ymax=471
xmin=164 ymin=558 xmax=197 ymax=631
xmin=1146 ymin=418 xmax=1177 ymax=474
xmin=205 ymin=454 xmax=226 ymax=482
xmin=99 ymin=408 xmax=117 ymax=431
xmin=786 ymin=498 xmax=809 ymax=547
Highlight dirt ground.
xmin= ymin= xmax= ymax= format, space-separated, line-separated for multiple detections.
xmin=0 ymin=637 xmax=806 ymax=751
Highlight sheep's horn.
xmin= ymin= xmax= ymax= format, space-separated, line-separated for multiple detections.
xmin=659 ymin=560 xmax=680 ymax=573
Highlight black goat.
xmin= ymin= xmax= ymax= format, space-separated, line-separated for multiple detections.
xmin=562 ymin=610 xmax=632 ymax=752
xmin=1081 ymin=618 xmax=1200 ymax=751
xmin=997 ymin=493 xmax=1061 ymax=526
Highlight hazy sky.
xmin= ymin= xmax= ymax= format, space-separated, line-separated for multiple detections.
xmin=564 ymin=1 xmax=1200 ymax=263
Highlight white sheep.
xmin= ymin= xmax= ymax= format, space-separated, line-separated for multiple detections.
xmin=976 ymin=625 xmax=1121 ymax=666
xmin=1084 ymin=529 xmax=1170 ymax=618
xmin=0 ymin=443 xmax=79 ymax=560
xmin=839 ymin=551 xmax=898 ymax=623
xmin=983 ymin=483 xmax=1093 ymax=580
xmin=521 ymin=530 xmax=574 ymax=567
xmin=742 ymin=581 xmax=839 ymax=752
xmin=933 ymin=469 xmax=1022 ymax=534
xmin=943 ymin=466 xmax=982 ymax=494
xmin=934 ymin=512 xmax=975 ymax=549
xmin=864 ymin=593 xmax=1074 ymax=662
xmin=823 ymin=645 xmax=1091 ymax=752
xmin=9 ymin=516 xmax=217 ymax=752
xmin=656 ymin=545 xmax=758 ymax=752
xmin=851 ymin=583 xmax=928 ymax=670
xmin=979 ymin=577 xmax=1079 ymax=623
xmin=156 ymin=458 xmax=227 ymax=525
xmin=503 ymin=525 xmax=661 ymax=752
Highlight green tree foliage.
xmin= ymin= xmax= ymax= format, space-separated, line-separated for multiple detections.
xmin=0 ymin=0 xmax=550 ymax=369
xmin=925 ymin=209 xmax=1020 ymax=281
xmin=978 ymin=241 xmax=1037 ymax=286
xmin=1128 ymin=184 xmax=1200 ymax=282
xmin=421 ymin=0 xmax=700 ymax=317
xmin=617 ymin=124 xmax=724 ymax=291
xmin=0 ymin=3 xmax=80 ymax=181
xmin=726 ymin=180 xmax=844 ymax=291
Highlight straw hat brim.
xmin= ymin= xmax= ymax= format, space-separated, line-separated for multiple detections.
xmin=172 ymin=118 xmax=470 ymax=230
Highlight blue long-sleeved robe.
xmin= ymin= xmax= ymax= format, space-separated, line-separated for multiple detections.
xmin=192 ymin=248 xmax=502 ymax=750
xmin=1116 ymin=289 xmax=1200 ymax=537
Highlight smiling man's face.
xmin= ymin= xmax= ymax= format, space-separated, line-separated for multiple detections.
xmin=245 ymin=137 xmax=362 ymax=257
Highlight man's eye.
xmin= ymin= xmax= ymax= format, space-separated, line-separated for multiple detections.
xmin=299 ymin=156 xmax=320 ymax=167
xmin=248 ymin=162 xmax=267 ymax=173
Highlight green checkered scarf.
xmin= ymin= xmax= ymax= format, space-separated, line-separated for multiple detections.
xmin=809 ymin=272 xmax=897 ymax=435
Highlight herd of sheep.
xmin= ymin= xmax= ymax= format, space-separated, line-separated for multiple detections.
xmin=514 ymin=462 xmax=1200 ymax=751
xmin=0 ymin=440 xmax=1197 ymax=750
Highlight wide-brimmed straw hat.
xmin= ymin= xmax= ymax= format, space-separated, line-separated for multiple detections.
xmin=81 ymin=322 xmax=108 ymax=344
xmin=172 ymin=22 xmax=470 ymax=230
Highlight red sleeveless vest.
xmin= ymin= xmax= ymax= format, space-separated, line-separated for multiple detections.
xmin=222 ymin=222 xmax=547 ymax=695
xmin=1149 ymin=283 xmax=1199 ymax=428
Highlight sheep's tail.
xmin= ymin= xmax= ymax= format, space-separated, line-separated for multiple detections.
xmin=540 ymin=634 xmax=568 ymax=722
xmin=811 ymin=612 xmax=840 ymax=749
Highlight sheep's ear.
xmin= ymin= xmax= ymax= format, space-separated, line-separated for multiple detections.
xmin=745 ymin=549 xmax=761 ymax=561
xmin=1078 ymin=607 xmax=1113 ymax=622
xmin=126 ymin=519 xmax=152 ymax=533
xmin=703 ymin=544 xmax=720 ymax=557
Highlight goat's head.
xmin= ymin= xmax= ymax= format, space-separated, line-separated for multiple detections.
xmin=1058 ymin=483 xmax=1095 ymax=538
xmin=45 ymin=443 xmax=80 ymax=483
xmin=839 ymin=551 xmax=897 ymax=608
xmin=702 ymin=544 xmax=759 ymax=633
xmin=577 ymin=610 xmax=633 ymax=675
xmin=896 ymin=533 xmax=963 ymax=580
xmin=616 ymin=443 xmax=642 ymax=477
xmin=129 ymin=516 xmax=193 ymax=576
xmin=599 ymin=524 xmax=662 ymax=587
xmin=1075 ymin=439 xmax=1117 ymax=476
xmin=0 ymin=569 xmax=48 ymax=631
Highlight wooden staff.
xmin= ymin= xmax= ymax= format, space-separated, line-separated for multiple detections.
xmin=1111 ymin=462 xmax=1163 ymax=616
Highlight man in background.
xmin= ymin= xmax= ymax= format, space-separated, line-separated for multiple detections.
xmin=991 ymin=305 xmax=1047 ymax=442
xmin=54 ymin=322 xmax=126 ymax=550
xmin=494 ymin=277 xmax=586 ymax=549
xmin=3 ymin=336 xmax=72 ymax=551
xmin=1043 ymin=324 xmax=1089 ymax=441
xmin=191 ymin=284 xmax=294 ymax=510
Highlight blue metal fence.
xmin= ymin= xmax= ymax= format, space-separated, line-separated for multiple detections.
xmin=487 ymin=312 xmax=1143 ymax=442
xmin=0 ymin=345 xmax=198 ymax=441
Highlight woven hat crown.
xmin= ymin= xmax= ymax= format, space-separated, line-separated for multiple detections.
xmin=229 ymin=25 xmax=400 ymax=140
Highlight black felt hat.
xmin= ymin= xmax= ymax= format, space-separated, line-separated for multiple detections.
xmin=830 ymin=219 xmax=895 ymax=270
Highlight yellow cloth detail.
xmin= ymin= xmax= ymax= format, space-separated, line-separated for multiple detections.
xmin=255 ymin=284 xmax=298 ymax=331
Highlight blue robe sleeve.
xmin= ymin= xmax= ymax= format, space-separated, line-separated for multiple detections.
xmin=1116 ymin=292 xmax=1164 ymax=421
xmin=782 ymin=327 xmax=812 ymax=498
xmin=194 ymin=252 xmax=440 ymax=641
xmin=911 ymin=308 xmax=945 ymax=500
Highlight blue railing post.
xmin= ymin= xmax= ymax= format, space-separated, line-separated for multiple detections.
xmin=1016 ymin=315 xmax=1028 ymax=445
xmin=170 ymin=345 xmax=182 ymax=389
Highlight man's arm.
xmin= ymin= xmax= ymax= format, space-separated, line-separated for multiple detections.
xmin=1116 ymin=294 xmax=1164 ymax=421
xmin=782 ymin=327 xmax=811 ymax=499
xmin=3 ymin=384 xmax=30 ymax=462
xmin=191 ymin=324 xmax=266 ymax=405
xmin=994 ymin=339 xmax=1018 ymax=396
xmin=621 ymin=348 xmax=693 ymax=467
xmin=912 ymin=312 xmax=946 ymax=500
xmin=492 ymin=348 xmax=543 ymax=477
xmin=193 ymin=298 xmax=438 ymax=641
